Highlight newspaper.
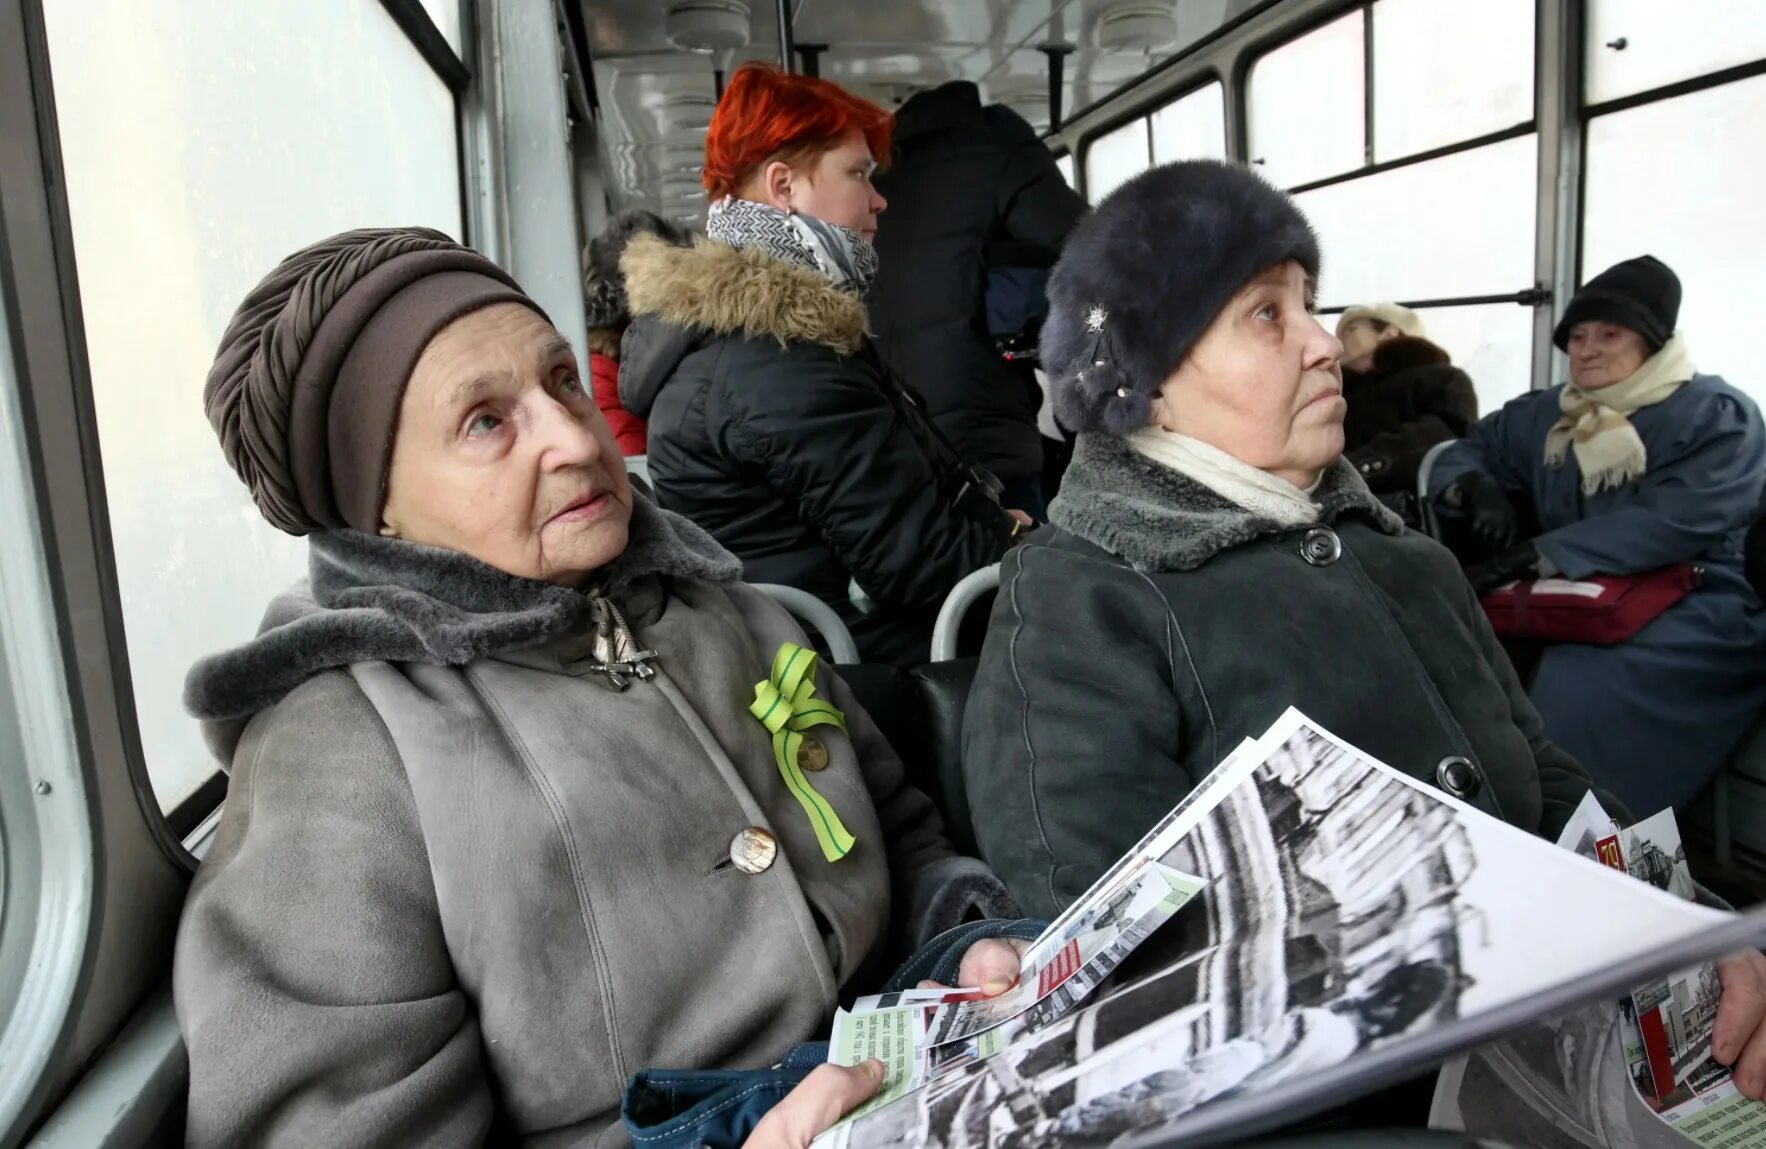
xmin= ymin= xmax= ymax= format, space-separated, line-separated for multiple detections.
xmin=1431 ymin=794 xmax=1766 ymax=1147
xmin=813 ymin=708 xmax=1743 ymax=1149
xmin=830 ymin=861 xmax=1209 ymax=1121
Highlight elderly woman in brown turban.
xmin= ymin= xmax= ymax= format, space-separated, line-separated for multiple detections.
xmin=177 ymin=227 xmax=1028 ymax=1148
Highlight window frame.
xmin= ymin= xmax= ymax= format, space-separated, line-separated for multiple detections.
xmin=1077 ymin=73 xmax=1229 ymax=205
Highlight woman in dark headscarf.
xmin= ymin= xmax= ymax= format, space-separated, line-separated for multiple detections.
xmin=177 ymin=227 xmax=1028 ymax=1148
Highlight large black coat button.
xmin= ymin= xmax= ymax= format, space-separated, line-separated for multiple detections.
xmin=1301 ymin=527 xmax=1342 ymax=567
xmin=1436 ymin=756 xmax=1482 ymax=800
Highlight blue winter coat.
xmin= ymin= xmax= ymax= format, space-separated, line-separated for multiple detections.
xmin=1430 ymin=374 xmax=1766 ymax=813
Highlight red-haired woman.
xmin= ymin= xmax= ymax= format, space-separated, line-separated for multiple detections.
xmin=619 ymin=63 xmax=1020 ymax=665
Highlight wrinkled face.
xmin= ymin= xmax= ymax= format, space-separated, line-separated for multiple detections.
xmin=759 ymin=129 xmax=888 ymax=243
xmin=1567 ymin=320 xmax=1650 ymax=390
xmin=1153 ymin=261 xmax=1346 ymax=488
xmin=382 ymin=303 xmax=632 ymax=586
xmin=1338 ymin=317 xmax=1393 ymax=374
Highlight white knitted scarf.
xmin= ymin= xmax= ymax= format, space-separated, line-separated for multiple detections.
xmin=1547 ymin=333 xmax=1694 ymax=495
xmin=1126 ymin=427 xmax=1321 ymax=527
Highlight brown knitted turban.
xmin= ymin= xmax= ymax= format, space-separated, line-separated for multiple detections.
xmin=203 ymin=227 xmax=550 ymax=535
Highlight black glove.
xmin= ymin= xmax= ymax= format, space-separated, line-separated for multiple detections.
xmin=1439 ymin=472 xmax=1521 ymax=550
xmin=1465 ymin=543 xmax=1543 ymax=595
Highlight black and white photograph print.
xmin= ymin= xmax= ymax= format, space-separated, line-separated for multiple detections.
xmin=821 ymin=711 xmax=1732 ymax=1149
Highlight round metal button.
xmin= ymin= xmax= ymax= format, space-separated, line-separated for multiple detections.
xmin=1301 ymin=527 xmax=1342 ymax=567
xmin=1435 ymin=756 xmax=1482 ymax=800
xmin=729 ymin=827 xmax=777 ymax=874
xmin=796 ymin=734 xmax=830 ymax=773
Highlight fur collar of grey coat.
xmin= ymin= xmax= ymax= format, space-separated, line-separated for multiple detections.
xmin=1049 ymin=431 xmax=1406 ymax=572
xmin=184 ymin=494 xmax=740 ymax=723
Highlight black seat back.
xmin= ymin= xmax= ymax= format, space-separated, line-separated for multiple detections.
xmin=837 ymin=659 xmax=980 ymax=856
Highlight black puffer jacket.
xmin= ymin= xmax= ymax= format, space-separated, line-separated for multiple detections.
xmin=870 ymin=82 xmax=1088 ymax=484
xmin=619 ymin=233 xmax=1016 ymax=665
xmin=962 ymin=433 xmax=1612 ymax=919
xmin=1342 ymin=336 xmax=1479 ymax=494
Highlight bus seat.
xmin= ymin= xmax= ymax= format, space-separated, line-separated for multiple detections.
xmin=750 ymin=583 xmax=861 ymax=665
xmin=905 ymin=659 xmax=980 ymax=856
xmin=1415 ymin=439 xmax=1454 ymax=540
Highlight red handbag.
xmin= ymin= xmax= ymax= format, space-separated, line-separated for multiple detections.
xmin=1480 ymin=564 xmax=1701 ymax=645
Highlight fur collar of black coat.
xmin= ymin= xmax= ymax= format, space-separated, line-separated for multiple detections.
xmin=1048 ymin=432 xmax=1406 ymax=573
xmin=184 ymin=494 xmax=741 ymax=722
xmin=1345 ymin=335 xmax=1453 ymax=388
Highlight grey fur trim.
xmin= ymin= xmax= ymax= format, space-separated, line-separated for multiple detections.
xmin=183 ymin=494 xmax=740 ymax=722
xmin=1048 ymin=433 xmax=1405 ymax=572
xmin=903 ymin=855 xmax=1022 ymax=953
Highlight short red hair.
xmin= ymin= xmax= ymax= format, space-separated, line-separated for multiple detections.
xmin=702 ymin=62 xmax=893 ymax=199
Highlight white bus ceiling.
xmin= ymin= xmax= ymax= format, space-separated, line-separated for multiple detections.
xmin=0 ymin=0 xmax=1763 ymax=1145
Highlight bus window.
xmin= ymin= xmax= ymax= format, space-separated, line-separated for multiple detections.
xmin=1254 ymin=0 xmax=1538 ymax=406
xmin=1248 ymin=10 xmax=1365 ymax=189
xmin=40 ymin=1 xmax=465 ymax=816
xmin=1586 ymin=0 xmax=1766 ymax=104
xmin=1085 ymin=116 xmax=1151 ymax=204
xmin=420 ymin=0 xmax=463 ymax=54
xmin=1150 ymin=81 xmax=1225 ymax=164
xmin=1055 ymin=153 xmax=1075 ymax=188
xmin=1372 ymin=0 xmax=1532 ymax=160
xmin=1583 ymin=75 xmax=1766 ymax=410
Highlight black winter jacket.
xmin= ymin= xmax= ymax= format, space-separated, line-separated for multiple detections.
xmin=962 ymin=433 xmax=1609 ymax=919
xmin=1342 ymin=336 xmax=1479 ymax=494
xmin=870 ymin=82 xmax=1088 ymax=483
xmin=618 ymin=234 xmax=1017 ymax=665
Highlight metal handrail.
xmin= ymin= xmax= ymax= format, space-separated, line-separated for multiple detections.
xmin=750 ymin=584 xmax=861 ymax=666
xmin=930 ymin=565 xmax=1002 ymax=663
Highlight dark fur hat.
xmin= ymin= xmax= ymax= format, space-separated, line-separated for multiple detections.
xmin=1043 ymin=160 xmax=1320 ymax=436
xmin=582 ymin=209 xmax=694 ymax=331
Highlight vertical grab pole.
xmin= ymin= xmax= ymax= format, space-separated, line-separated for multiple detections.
xmin=776 ymin=0 xmax=795 ymax=72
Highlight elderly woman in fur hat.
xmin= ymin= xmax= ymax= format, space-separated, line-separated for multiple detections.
xmin=617 ymin=63 xmax=1021 ymax=665
xmin=960 ymin=163 xmax=1766 ymax=1097
xmin=175 ymin=227 xmax=1032 ymax=1148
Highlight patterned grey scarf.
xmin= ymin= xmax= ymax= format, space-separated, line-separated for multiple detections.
xmin=705 ymin=195 xmax=879 ymax=293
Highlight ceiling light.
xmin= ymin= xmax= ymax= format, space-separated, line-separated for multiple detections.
xmin=666 ymin=0 xmax=752 ymax=53
xmin=662 ymin=91 xmax=719 ymax=131
xmin=1095 ymin=4 xmax=1179 ymax=53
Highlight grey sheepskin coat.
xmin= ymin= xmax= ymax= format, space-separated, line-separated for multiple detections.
xmin=962 ymin=433 xmax=1610 ymax=920
xmin=175 ymin=496 xmax=1007 ymax=1148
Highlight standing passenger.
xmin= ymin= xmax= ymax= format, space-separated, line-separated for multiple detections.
xmin=870 ymin=82 xmax=1089 ymax=521
xmin=580 ymin=209 xmax=693 ymax=457
xmin=619 ymin=64 xmax=1020 ymax=665
xmin=1429 ymin=255 xmax=1766 ymax=814
xmin=1335 ymin=303 xmax=1478 ymax=501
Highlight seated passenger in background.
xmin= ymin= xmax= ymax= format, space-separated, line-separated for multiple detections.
xmin=962 ymin=161 xmax=1609 ymax=918
xmin=1335 ymin=302 xmax=1478 ymax=516
xmin=869 ymin=81 xmax=1089 ymax=522
xmin=176 ymin=227 xmax=1022 ymax=1147
xmin=580 ymin=208 xmax=693 ymax=456
xmin=619 ymin=64 xmax=1020 ymax=665
xmin=1428 ymin=255 xmax=1766 ymax=815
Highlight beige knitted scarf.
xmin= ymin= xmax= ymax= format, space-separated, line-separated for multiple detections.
xmin=1546 ymin=333 xmax=1694 ymax=495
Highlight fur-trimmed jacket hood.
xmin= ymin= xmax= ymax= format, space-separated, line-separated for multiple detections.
xmin=618 ymin=232 xmax=869 ymax=418
xmin=1048 ymin=432 xmax=1405 ymax=572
